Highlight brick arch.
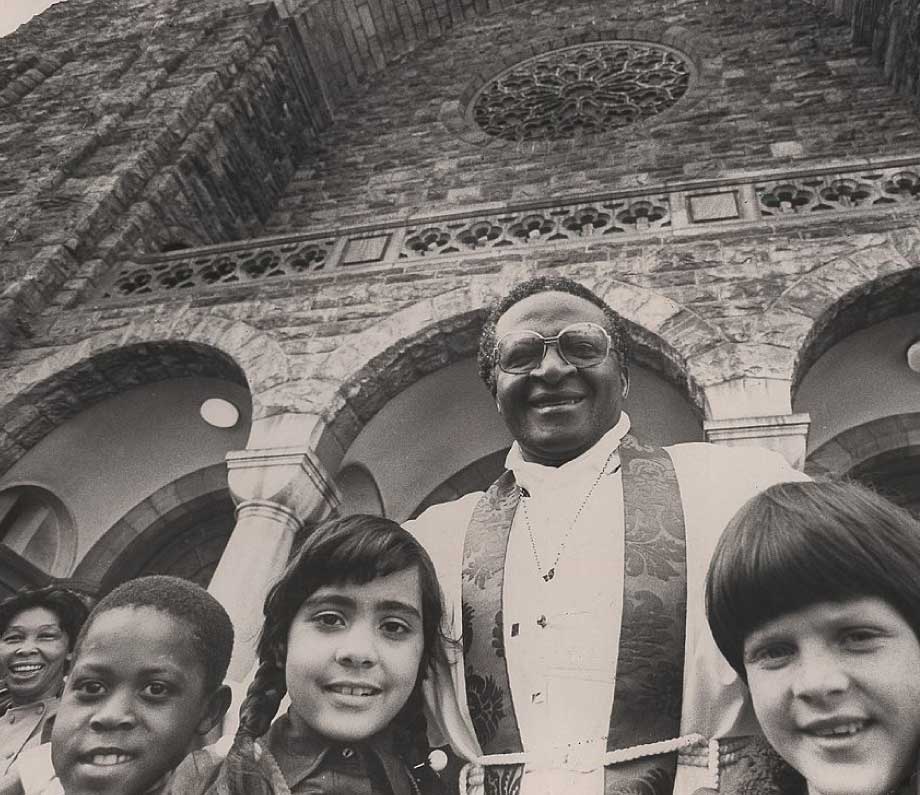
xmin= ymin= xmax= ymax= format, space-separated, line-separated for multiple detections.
xmin=0 ymin=313 xmax=291 ymax=472
xmin=805 ymin=412 xmax=920 ymax=476
xmin=313 ymin=279 xmax=715 ymax=456
xmin=71 ymin=463 xmax=232 ymax=592
xmin=790 ymin=265 xmax=920 ymax=398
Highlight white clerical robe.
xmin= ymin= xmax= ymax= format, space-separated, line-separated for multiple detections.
xmin=407 ymin=413 xmax=807 ymax=795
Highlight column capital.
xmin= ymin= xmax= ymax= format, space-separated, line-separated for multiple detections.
xmin=226 ymin=446 xmax=340 ymax=523
xmin=704 ymin=413 xmax=811 ymax=469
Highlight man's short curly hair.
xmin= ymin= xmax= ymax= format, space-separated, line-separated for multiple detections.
xmin=76 ymin=576 xmax=233 ymax=693
xmin=0 ymin=585 xmax=91 ymax=650
xmin=477 ymin=275 xmax=630 ymax=395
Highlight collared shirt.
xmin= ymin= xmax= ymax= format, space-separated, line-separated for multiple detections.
xmin=267 ymin=712 xmax=414 ymax=795
xmin=406 ymin=414 xmax=808 ymax=795
xmin=0 ymin=697 xmax=56 ymax=776
xmin=161 ymin=712 xmax=419 ymax=795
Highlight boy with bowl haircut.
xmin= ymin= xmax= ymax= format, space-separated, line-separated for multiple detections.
xmin=7 ymin=575 xmax=233 ymax=795
xmin=706 ymin=480 xmax=920 ymax=795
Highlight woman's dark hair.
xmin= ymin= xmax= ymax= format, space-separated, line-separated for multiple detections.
xmin=706 ymin=479 xmax=920 ymax=680
xmin=0 ymin=585 xmax=91 ymax=652
xmin=222 ymin=514 xmax=450 ymax=794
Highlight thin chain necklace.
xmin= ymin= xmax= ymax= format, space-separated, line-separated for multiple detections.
xmin=519 ymin=449 xmax=620 ymax=582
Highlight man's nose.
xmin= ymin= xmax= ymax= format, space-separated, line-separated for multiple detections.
xmin=530 ymin=341 xmax=575 ymax=382
xmin=334 ymin=625 xmax=380 ymax=668
xmin=89 ymin=692 xmax=136 ymax=731
xmin=791 ymin=649 xmax=849 ymax=701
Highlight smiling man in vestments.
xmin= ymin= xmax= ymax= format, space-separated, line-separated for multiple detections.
xmin=407 ymin=275 xmax=807 ymax=795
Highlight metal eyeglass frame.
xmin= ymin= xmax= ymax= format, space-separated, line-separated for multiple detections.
xmin=495 ymin=321 xmax=612 ymax=374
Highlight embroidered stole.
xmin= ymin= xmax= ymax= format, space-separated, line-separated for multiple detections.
xmin=460 ymin=434 xmax=688 ymax=795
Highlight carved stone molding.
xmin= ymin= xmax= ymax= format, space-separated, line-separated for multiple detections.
xmin=87 ymin=155 xmax=920 ymax=306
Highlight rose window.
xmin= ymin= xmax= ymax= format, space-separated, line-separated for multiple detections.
xmin=470 ymin=42 xmax=692 ymax=141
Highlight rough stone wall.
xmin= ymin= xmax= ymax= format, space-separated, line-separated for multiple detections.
xmin=1 ymin=208 xmax=916 ymax=468
xmin=856 ymin=0 xmax=920 ymax=99
xmin=289 ymin=0 xmax=524 ymax=105
xmin=0 ymin=0 xmax=919 ymax=474
xmin=0 ymin=0 xmax=328 ymax=347
xmin=267 ymin=0 xmax=920 ymax=231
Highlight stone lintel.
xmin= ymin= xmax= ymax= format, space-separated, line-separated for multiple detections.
xmin=704 ymin=412 xmax=811 ymax=469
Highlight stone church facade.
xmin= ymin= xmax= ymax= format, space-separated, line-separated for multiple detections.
xmin=1 ymin=0 xmax=919 ymax=673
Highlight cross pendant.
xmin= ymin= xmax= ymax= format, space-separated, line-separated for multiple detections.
xmin=536 ymin=614 xmax=548 ymax=628
xmin=542 ymin=568 xmax=555 ymax=582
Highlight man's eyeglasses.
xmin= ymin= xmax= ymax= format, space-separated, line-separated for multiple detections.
xmin=496 ymin=322 xmax=612 ymax=374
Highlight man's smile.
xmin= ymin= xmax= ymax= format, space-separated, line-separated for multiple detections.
xmin=529 ymin=392 xmax=585 ymax=408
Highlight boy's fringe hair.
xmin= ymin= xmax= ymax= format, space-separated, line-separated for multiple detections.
xmin=220 ymin=514 xmax=451 ymax=795
xmin=706 ymin=478 xmax=920 ymax=679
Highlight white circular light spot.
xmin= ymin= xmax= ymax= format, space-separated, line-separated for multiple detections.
xmin=908 ymin=340 xmax=920 ymax=374
xmin=200 ymin=398 xmax=239 ymax=428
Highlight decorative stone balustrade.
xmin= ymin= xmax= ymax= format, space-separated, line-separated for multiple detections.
xmin=93 ymin=156 xmax=920 ymax=304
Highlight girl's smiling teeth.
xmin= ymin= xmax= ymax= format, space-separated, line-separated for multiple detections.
xmin=328 ymin=683 xmax=381 ymax=696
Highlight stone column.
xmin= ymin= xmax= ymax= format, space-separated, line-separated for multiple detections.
xmin=704 ymin=413 xmax=811 ymax=469
xmin=209 ymin=446 xmax=340 ymax=679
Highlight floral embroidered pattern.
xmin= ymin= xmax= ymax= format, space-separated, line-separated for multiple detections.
xmin=484 ymin=765 xmax=523 ymax=795
xmin=606 ymin=765 xmax=674 ymax=795
xmin=462 ymin=602 xmax=475 ymax=655
xmin=466 ymin=672 xmax=507 ymax=747
xmin=491 ymin=610 xmax=505 ymax=659
xmin=607 ymin=437 xmax=686 ymax=788
xmin=616 ymin=591 xmax=684 ymax=721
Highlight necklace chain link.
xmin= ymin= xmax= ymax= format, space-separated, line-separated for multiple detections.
xmin=519 ymin=449 xmax=620 ymax=582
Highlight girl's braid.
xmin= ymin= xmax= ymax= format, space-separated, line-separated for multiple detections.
xmin=220 ymin=658 xmax=288 ymax=795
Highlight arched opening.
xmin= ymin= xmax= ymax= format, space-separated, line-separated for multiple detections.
xmin=0 ymin=484 xmax=76 ymax=577
xmin=851 ymin=448 xmax=920 ymax=518
xmin=98 ymin=490 xmax=235 ymax=592
xmin=72 ymin=464 xmax=238 ymax=593
xmin=796 ymin=271 xmax=920 ymax=505
xmin=335 ymin=464 xmax=385 ymax=517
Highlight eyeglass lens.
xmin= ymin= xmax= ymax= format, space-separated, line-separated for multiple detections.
xmin=497 ymin=323 xmax=609 ymax=373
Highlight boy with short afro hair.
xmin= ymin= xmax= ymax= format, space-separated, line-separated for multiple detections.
xmin=10 ymin=575 xmax=234 ymax=795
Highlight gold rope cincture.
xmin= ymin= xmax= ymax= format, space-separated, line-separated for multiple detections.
xmin=457 ymin=734 xmax=722 ymax=794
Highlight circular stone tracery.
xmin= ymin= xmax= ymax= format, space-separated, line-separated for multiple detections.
xmin=470 ymin=41 xmax=692 ymax=142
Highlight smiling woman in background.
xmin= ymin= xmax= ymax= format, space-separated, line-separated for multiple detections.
xmin=0 ymin=587 xmax=89 ymax=775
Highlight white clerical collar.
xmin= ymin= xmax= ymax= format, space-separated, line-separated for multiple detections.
xmin=505 ymin=412 xmax=631 ymax=494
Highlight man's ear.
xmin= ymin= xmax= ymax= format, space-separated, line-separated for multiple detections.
xmin=620 ymin=368 xmax=630 ymax=400
xmin=196 ymin=684 xmax=232 ymax=735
